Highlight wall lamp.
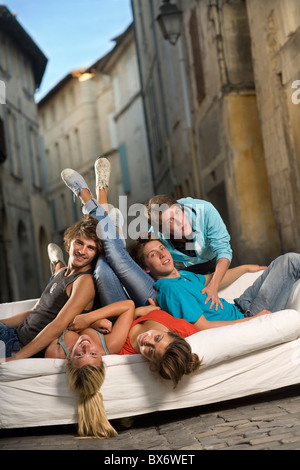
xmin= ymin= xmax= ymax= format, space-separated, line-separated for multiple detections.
xmin=156 ymin=0 xmax=182 ymax=45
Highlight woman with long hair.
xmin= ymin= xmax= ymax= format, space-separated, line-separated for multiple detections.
xmin=45 ymin=300 xmax=202 ymax=438
xmin=45 ymin=299 xmax=135 ymax=439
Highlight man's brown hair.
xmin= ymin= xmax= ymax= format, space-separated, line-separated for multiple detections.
xmin=63 ymin=215 xmax=103 ymax=255
xmin=145 ymin=194 xmax=179 ymax=230
xmin=128 ymin=233 xmax=160 ymax=270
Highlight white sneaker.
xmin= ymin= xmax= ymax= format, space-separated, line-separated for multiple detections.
xmin=61 ymin=168 xmax=93 ymax=198
xmin=47 ymin=243 xmax=66 ymax=274
xmin=94 ymin=157 xmax=111 ymax=191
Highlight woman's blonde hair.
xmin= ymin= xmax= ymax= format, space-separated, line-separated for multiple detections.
xmin=65 ymin=361 xmax=117 ymax=439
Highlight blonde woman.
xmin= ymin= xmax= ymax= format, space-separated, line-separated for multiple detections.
xmin=46 ymin=299 xmax=202 ymax=438
xmin=45 ymin=299 xmax=136 ymax=439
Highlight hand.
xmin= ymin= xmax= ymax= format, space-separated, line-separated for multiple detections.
xmin=135 ymin=305 xmax=160 ymax=318
xmin=201 ymin=284 xmax=223 ymax=311
xmin=90 ymin=319 xmax=112 ymax=334
xmin=148 ymin=297 xmax=158 ymax=307
xmin=68 ymin=314 xmax=89 ymax=332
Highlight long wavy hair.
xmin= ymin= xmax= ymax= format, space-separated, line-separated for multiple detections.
xmin=65 ymin=361 xmax=117 ymax=439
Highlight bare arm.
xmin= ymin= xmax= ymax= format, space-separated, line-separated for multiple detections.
xmin=203 ymin=263 xmax=267 ymax=310
xmin=201 ymin=257 xmax=230 ymax=310
xmin=194 ymin=310 xmax=271 ymax=331
xmin=101 ymin=301 xmax=135 ymax=354
xmin=216 ymin=264 xmax=267 ymax=290
xmin=68 ymin=300 xmax=135 ymax=332
xmin=6 ymin=275 xmax=95 ymax=361
xmin=70 ymin=300 xmax=136 ymax=355
xmin=0 ymin=300 xmax=40 ymax=328
xmin=1 ymin=310 xmax=32 ymax=328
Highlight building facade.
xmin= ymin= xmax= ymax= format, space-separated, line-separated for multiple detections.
xmin=38 ymin=24 xmax=153 ymax=247
xmin=0 ymin=6 xmax=50 ymax=301
xmin=131 ymin=0 xmax=300 ymax=265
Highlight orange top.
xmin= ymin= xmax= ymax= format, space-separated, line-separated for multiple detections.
xmin=118 ymin=310 xmax=198 ymax=355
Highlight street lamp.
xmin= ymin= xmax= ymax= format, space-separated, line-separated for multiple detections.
xmin=156 ymin=0 xmax=182 ymax=45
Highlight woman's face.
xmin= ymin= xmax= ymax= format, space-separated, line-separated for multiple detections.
xmin=68 ymin=334 xmax=103 ymax=368
xmin=137 ymin=329 xmax=173 ymax=362
xmin=161 ymin=205 xmax=192 ymax=239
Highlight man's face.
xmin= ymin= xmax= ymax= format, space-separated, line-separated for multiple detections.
xmin=68 ymin=237 xmax=98 ymax=270
xmin=161 ymin=205 xmax=192 ymax=239
xmin=143 ymin=240 xmax=175 ymax=278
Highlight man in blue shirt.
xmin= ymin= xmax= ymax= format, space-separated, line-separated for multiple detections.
xmin=130 ymin=237 xmax=300 ymax=331
xmin=146 ymin=195 xmax=232 ymax=312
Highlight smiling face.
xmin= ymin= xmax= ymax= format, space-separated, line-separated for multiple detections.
xmin=161 ymin=205 xmax=192 ymax=239
xmin=143 ymin=240 xmax=176 ymax=279
xmin=137 ymin=329 xmax=174 ymax=361
xmin=68 ymin=335 xmax=103 ymax=368
xmin=68 ymin=237 xmax=98 ymax=270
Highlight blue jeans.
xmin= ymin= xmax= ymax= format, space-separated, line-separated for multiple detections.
xmin=0 ymin=321 xmax=21 ymax=358
xmin=235 ymin=253 xmax=300 ymax=316
xmin=83 ymin=199 xmax=155 ymax=306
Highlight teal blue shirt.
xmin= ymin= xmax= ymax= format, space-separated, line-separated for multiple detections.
xmin=154 ymin=270 xmax=244 ymax=323
xmin=149 ymin=197 xmax=232 ymax=268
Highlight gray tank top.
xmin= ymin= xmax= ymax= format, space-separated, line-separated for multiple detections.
xmin=17 ymin=268 xmax=92 ymax=347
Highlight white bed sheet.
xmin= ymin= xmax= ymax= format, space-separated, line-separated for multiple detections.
xmin=1 ymin=271 xmax=300 ymax=429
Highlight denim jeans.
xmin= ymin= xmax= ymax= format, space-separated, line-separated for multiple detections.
xmin=0 ymin=321 xmax=21 ymax=358
xmin=83 ymin=199 xmax=155 ymax=306
xmin=235 ymin=253 xmax=300 ymax=316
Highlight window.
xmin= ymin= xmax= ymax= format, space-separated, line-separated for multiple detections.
xmin=0 ymin=36 xmax=8 ymax=72
xmin=0 ymin=116 xmax=6 ymax=163
xmin=6 ymin=110 xmax=22 ymax=177
xmin=189 ymin=9 xmax=205 ymax=105
xmin=27 ymin=125 xmax=42 ymax=187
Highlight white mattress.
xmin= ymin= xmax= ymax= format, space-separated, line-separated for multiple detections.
xmin=1 ymin=271 xmax=300 ymax=429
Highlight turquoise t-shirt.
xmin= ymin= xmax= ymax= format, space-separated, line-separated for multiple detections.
xmin=154 ymin=270 xmax=244 ymax=323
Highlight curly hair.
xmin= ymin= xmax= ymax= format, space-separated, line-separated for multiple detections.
xmin=150 ymin=331 xmax=202 ymax=387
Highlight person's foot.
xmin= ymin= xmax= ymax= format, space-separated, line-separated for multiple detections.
xmin=94 ymin=157 xmax=111 ymax=191
xmin=61 ymin=168 xmax=93 ymax=199
xmin=48 ymin=243 xmax=66 ymax=275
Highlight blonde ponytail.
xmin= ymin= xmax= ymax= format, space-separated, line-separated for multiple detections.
xmin=65 ymin=361 xmax=117 ymax=439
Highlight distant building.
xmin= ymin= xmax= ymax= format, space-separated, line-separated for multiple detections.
xmin=131 ymin=0 xmax=300 ymax=265
xmin=38 ymin=23 xmax=153 ymax=247
xmin=0 ymin=6 xmax=49 ymax=301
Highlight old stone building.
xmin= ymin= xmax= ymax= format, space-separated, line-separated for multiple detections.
xmin=246 ymin=0 xmax=300 ymax=256
xmin=38 ymin=23 xmax=153 ymax=247
xmin=0 ymin=6 xmax=50 ymax=301
xmin=131 ymin=0 xmax=300 ymax=265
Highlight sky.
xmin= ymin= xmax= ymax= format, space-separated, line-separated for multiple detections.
xmin=4 ymin=0 xmax=133 ymax=101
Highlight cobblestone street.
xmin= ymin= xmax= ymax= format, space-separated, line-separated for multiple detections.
xmin=1 ymin=384 xmax=300 ymax=451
